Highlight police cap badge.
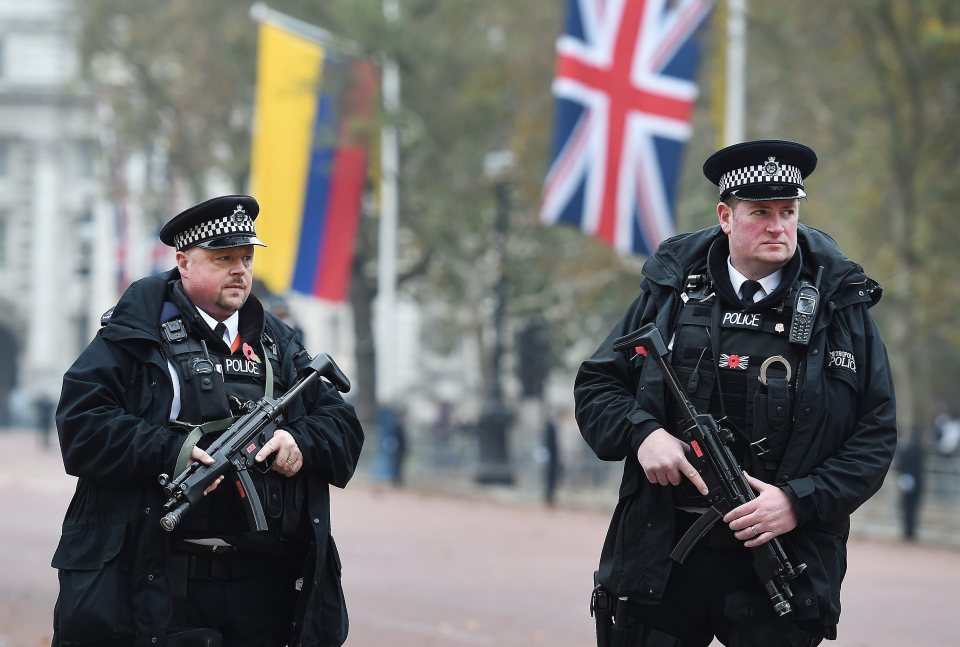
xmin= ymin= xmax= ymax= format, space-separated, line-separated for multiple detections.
xmin=159 ymin=195 xmax=267 ymax=251
xmin=702 ymin=139 xmax=817 ymax=201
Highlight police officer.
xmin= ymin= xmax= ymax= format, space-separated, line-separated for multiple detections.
xmin=52 ymin=195 xmax=364 ymax=646
xmin=576 ymin=141 xmax=897 ymax=647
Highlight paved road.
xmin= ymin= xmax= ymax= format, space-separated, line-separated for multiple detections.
xmin=1 ymin=428 xmax=956 ymax=646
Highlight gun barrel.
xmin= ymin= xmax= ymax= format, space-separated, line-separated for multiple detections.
xmin=763 ymin=580 xmax=793 ymax=616
xmin=160 ymin=502 xmax=189 ymax=532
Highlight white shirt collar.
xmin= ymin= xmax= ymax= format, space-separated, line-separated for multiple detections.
xmin=195 ymin=309 xmax=240 ymax=346
xmin=726 ymin=256 xmax=782 ymax=299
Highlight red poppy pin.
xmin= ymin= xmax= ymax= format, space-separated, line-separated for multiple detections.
xmin=242 ymin=343 xmax=261 ymax=363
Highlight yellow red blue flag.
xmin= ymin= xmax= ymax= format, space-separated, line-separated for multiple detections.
xmin=250 ymin=20 xmax=375 ymax=301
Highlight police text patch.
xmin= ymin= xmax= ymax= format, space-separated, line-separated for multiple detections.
xmin=721 ymin=311 xmax=763 ymax=329
xmin=222 ymin=357 xmax=263 ymax=378
xmin=827 ymin=350 xmax=856 ymax=374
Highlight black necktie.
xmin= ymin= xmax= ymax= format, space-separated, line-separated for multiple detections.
xmin=740 ymin=280 xmax=763 ymax=306
xmin=214 ymin=322 xmax=228 ymax=345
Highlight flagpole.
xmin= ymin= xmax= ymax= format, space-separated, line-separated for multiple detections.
xmin=723 ymin=0 xmax=747 ymax=145
xmin=376 ymin=0 xmax=400 ymax=407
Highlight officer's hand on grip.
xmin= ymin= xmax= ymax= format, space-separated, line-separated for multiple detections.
xmin=188 ymin=446 xmax=225 ymax=495
xmin=255 ymin=428 xmax=302 ymax=477
xmin=723 ymin=472 xmax=799 ymax=548
xmin=637 ymin=428 xmax=709 ymax=495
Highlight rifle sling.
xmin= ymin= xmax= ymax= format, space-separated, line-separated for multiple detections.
xmin=173 ymin=417 xmax=239 ymax=477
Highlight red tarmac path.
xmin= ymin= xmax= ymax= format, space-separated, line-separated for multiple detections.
xmin=1 ymin=428 xmax=955 ymax=646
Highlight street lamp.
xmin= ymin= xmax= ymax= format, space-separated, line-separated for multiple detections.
xmin=475 ymin=150 xmax=516 ymax=486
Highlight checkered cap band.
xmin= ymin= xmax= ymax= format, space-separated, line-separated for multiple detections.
xmin=173 ymin=208 xmax=257 ymax=250
xmin=718 ymin=159 xmax=804 ymax=195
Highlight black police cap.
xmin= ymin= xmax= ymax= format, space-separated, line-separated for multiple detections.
xmin=159 ymin=195 xmax=266 ymax=251
xmin=703 ymin=139 xmax=817 ymax=201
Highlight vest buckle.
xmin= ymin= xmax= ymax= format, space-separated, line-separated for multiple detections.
xmin=750 ymin=436 xmax=771 ymax=457
xmin=162 ymin=319 xmax=188 ymax=343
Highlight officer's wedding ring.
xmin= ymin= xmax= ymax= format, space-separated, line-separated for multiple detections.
xmin=286 ymin=458 xmax=295 ymax=464
xmin=750 ymin=525 xmax=758 ymax=536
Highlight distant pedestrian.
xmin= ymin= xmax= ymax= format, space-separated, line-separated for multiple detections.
xmin=389 ymin=407 xmax=408 ymax=486
xmin=542 ymin=413 xmax=563 ymax=507
xmin=897 ymin=428 xmax=925 ymax=541
xmin=933 ymin=404 xmax=960 ymax=457
xmin=33 ymin=393 xmax=55 ymax=450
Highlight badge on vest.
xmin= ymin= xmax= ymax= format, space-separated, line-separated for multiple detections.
xmin=719 ymin=353 xmax=750 ymax=370
xmin=721 ymin=311 xmax=763 ymax=329
xmin=827 ymin=350 xmax=856 ymax=374
xmin=223 ymin=357 xmax=263 ymax=378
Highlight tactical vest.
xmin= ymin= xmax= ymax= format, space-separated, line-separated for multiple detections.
xmin=161 ymin=317 xmax=307 ymax=550
xmin=668 ymin=275 xmax=808 ymax=506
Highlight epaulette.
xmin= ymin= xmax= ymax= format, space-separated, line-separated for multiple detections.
xmin=100 ymin=306 xmax=116 ymax=327
xmin=261 ymin=331 xmax=280 ymax=362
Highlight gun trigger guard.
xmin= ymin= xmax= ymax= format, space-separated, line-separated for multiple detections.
xmin=256 ymin=454 xmax=274 ymax=474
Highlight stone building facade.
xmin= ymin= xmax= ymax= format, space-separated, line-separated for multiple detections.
xmin=0 ymin=0 xmax=113 ymax=423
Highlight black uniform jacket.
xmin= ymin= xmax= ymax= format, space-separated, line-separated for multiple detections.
xmin=51 ymin=269 xmax=364 ymax=647
xmin=575 ymin=225 xmax=897 ymax=634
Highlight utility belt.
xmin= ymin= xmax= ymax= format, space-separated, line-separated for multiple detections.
xmin=168 ymin=543 xmax=272 ymax=587
xmin=592 ymin=573 xmax=681 ymax=647
xmin=172 ymin=540 xmax=240 ymax=556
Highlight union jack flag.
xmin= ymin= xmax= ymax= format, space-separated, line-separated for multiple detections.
xmin=719 ymin=353 xmax=749 ymax=370
xmin=541 ymin=0 xmax=714 ymax=256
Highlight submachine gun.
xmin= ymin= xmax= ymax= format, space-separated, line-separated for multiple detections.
xmin=612 ymin=324 xmax=806 ymax=617
xmin=158 ymin=352 xmax=351 ymax=533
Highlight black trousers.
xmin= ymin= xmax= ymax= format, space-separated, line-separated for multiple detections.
xmin=624 ymin=514 xmax=824 ymax=647
xmin=169 ymin=550 xmax=297 ymax=647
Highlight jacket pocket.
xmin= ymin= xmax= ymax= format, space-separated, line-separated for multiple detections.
xmin=52 ymin=523 xmax=134 ymax=642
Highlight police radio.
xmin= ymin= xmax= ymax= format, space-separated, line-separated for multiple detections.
xmin=788 ymin=267 xmax=823 ymax=346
